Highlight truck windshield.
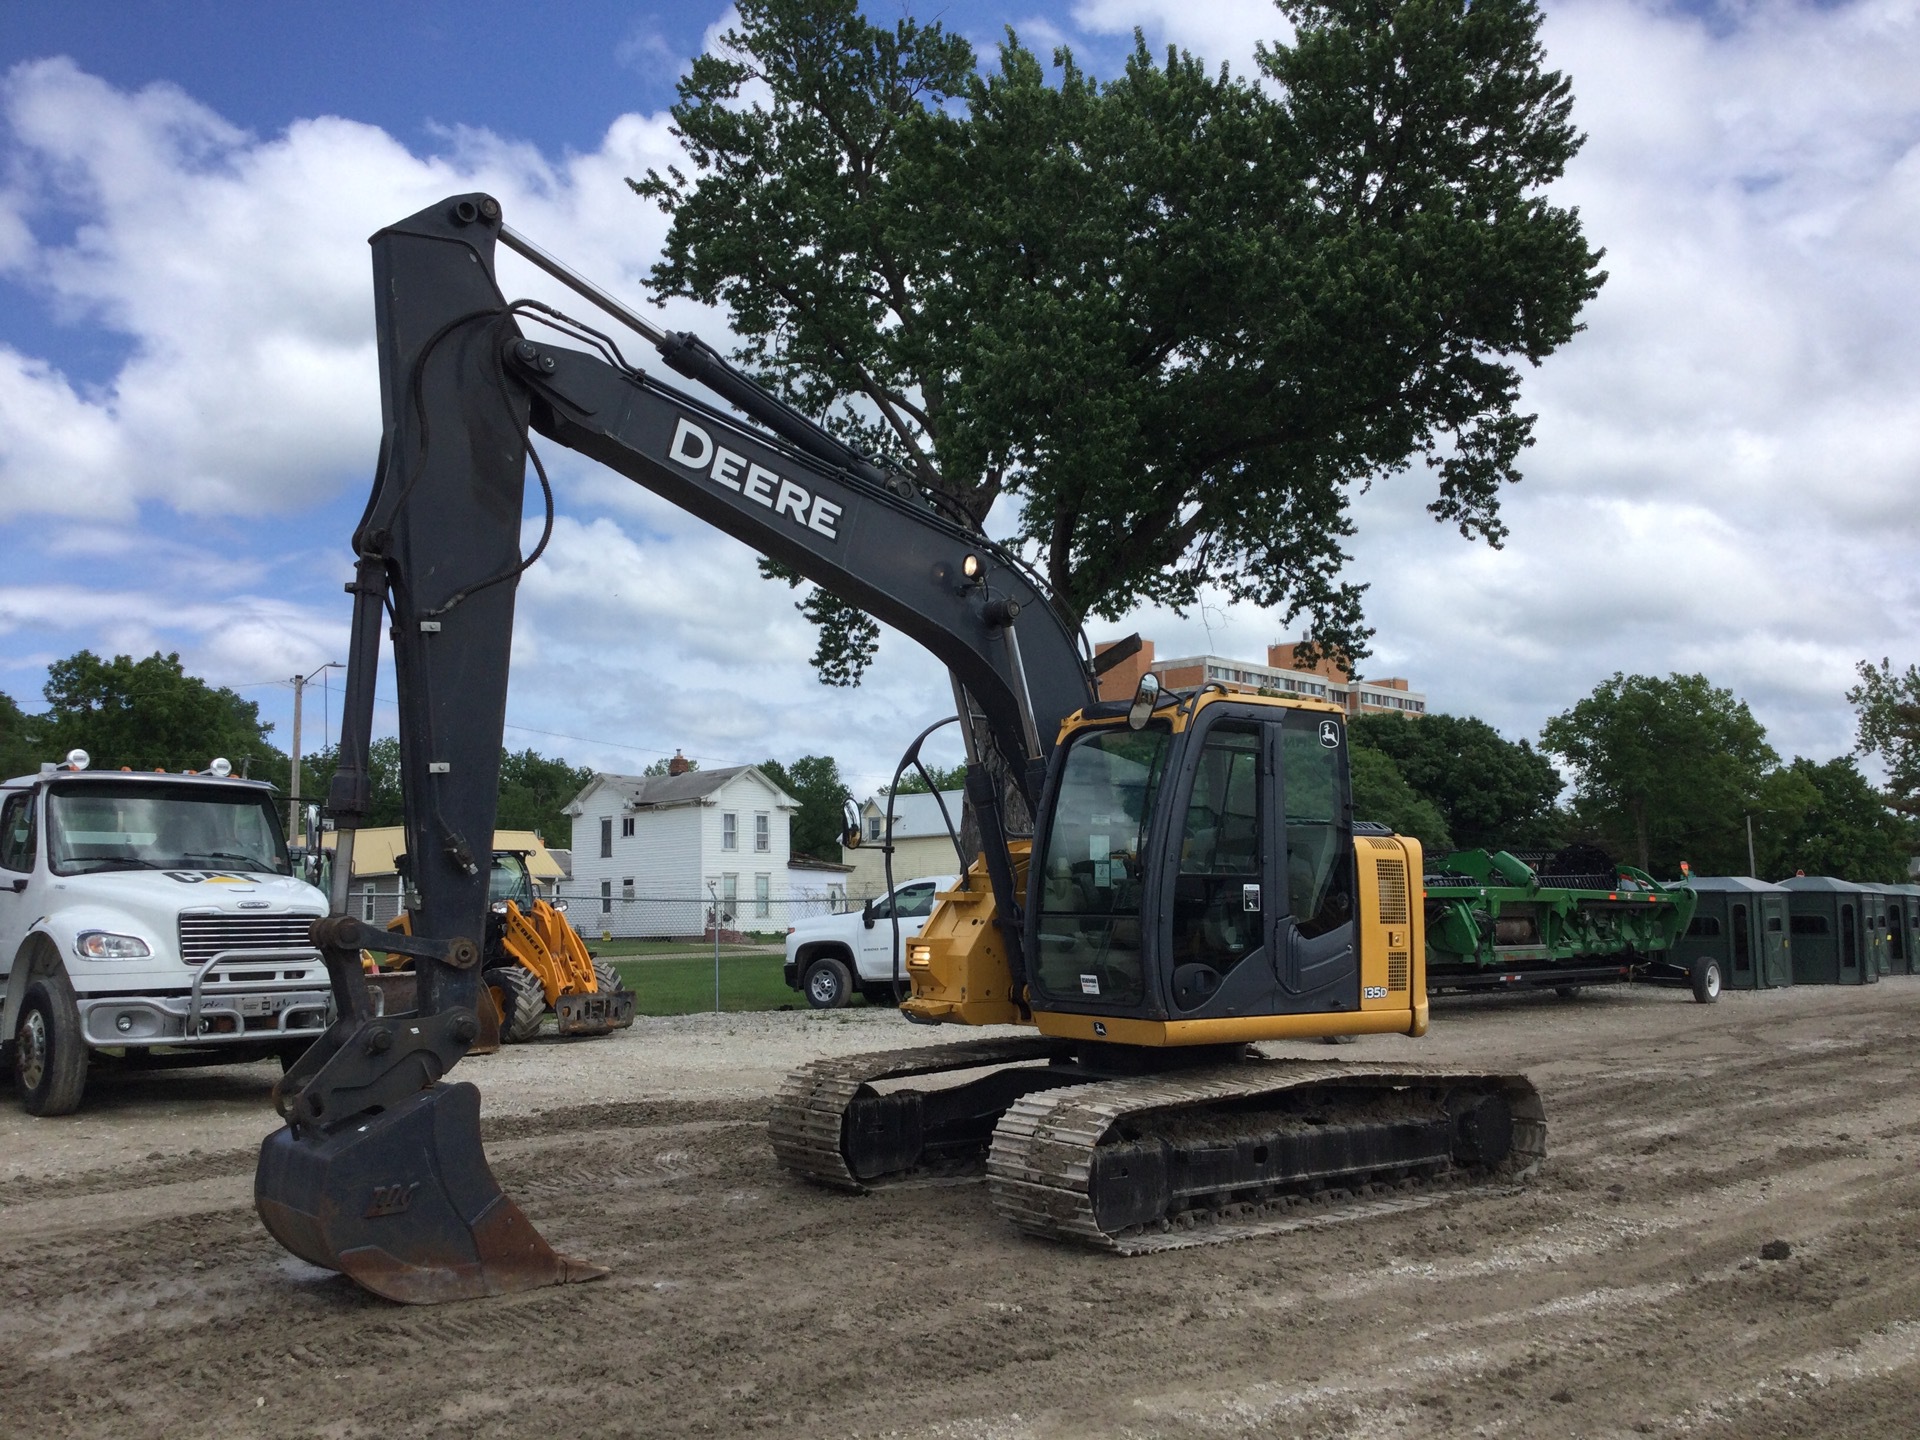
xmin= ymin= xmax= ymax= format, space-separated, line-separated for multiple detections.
xmin=46 ymin=782 xmax=292 ymax=877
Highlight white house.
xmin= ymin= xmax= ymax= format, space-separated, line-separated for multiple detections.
xmin=566 ymin=763 xmax=799 ymax=938
xmin=841 ymin=790 xmax=967 ymax=898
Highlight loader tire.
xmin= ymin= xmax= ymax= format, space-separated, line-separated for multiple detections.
xmin=486 ymin=965 xmax=548 ymax=1043
xmin=14 ymin=973 xmax=89 ymax=1116
xmin=591 ymin=960 xmax=626 ymax=997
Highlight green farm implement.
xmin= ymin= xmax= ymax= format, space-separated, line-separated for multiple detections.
xmin=1424 ymin=845 xmax=1710 ymax=1001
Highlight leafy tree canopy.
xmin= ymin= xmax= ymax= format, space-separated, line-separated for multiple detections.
xmin=1349 ymin=712 xmax=1562 ymax=851
xmin=1542 ymin=673 xmax=1775 ymax=876
xmin=0 ymin=690 xmax=45 ymax=781
xmin=498 ymin=748 xmax=595 ymax=844
xmin=1753 ymin=755 xmax=1914 ymax=884
xmin=636 ymin=0 xmax=1602 ymax=683
xmin=886 ymin=761 xmax=968 ymax=796
xmin=759 ymin=754 xmax=855 ymax=859
xmin=39 ymin=650 xmax=278 ymax=777
xmin=1349 ymin=745 xmax=1450 ymax=852
xmin=1848 ymin=657 xmax=1920 ymax=819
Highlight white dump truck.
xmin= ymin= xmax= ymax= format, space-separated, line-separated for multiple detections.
xmin=783 ymin=874 xmax=958 ymax=1008
xmin=0 ymin=750 xmax=333 ymax=1114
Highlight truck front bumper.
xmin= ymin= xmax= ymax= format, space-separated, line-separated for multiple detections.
xmin=78 ymin=950 xmax=334 ymax=1049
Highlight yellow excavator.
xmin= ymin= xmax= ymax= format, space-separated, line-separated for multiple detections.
xmin=376 ymin=849 xmax=631 ymax=1042
xmin=252 ymin=194 xmax=1542 ymax=1303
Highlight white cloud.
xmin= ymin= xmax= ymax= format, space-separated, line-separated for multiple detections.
xmin=3 ymin=0 xmax=1919 ymax=802
xmin=1068 ymin=0 xmax=1920 ymax=766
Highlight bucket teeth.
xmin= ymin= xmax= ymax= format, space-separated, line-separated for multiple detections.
xmin=256 ymin=1080 xmax=606 ymax=1304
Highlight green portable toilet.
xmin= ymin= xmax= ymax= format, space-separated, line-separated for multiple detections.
xmin=1878 ymin=883 xmax=1920 ymax=976
xmin=1861 ymin=885 xmax=1892 ymax=975
xmin=1672 ymin=877 xmax=1792 ymax=990
xmin=1780 ymin=876 xmax=1876 ymax=985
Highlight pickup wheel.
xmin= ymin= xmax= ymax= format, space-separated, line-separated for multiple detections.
xmin=14 ymin=973 xmax=88 ymax=1116
xmin=803 ymin=956 xmax=852 ymax=1010
xmin=487 ymin=965 xmax=548 ymax=1042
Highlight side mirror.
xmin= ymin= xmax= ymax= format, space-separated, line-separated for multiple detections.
xmin=1128 ymin=672 xmax=1161 ymax=730
xmin=861 ymin=900 xmax=876 ymax=929
xmin=841 ymin=799 xmax=862 ymax=851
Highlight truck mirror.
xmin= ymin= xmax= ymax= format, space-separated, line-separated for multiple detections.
xmin=861 ymin=899 xmax=876 ymax=929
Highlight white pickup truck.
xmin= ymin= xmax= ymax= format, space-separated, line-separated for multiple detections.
xmin=0 ymin=751 xmax=334 ymax=1114
xmin=783 ymin=874 xmax=958 ymax=1008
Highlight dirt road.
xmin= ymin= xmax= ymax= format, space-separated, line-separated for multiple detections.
xmin=3 ymin=981 xmax=1918 ymax=1439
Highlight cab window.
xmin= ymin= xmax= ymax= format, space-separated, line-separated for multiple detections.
xmin=0 ymin=792 xmax=35 ymax=873
xmin=871 ymin=881 xmax=936 ymax=920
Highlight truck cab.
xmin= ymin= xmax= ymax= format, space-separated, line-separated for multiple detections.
xmin=784 ymin=875 xmax=958 ymax=1008
xmin=0 ymin=752 xmax=333 ymax=1114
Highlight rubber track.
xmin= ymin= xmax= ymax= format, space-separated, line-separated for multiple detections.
xmin=767 ymin=1037 xmax=1069 ymax=1191
xmin=987 ymin=1058 xmax=1546 ymax=1252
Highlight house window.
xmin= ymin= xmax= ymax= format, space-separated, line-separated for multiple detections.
xmin=599 ymin=816 xmax=612 ymax=859
xmin=754 ymin=813 xmax=770 ymax=852
xmin=600 ymin=879 xmax=612 ymax=914
xmin=622 ymin=877 xmax=635 ymax=900
xmin=621 ymin=816 xmax=635 ymax=838
xmin=866 ymin=815 xmax=883 ymax=843
xmin=722 ymin=812 xmax=737 ymax=851
xmin=362 ymin=885 xmax=376 ymax=922
xmin=754 ymin=873 xmax=771 ymax=918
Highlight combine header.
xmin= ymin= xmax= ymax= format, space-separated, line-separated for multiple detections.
xmin=1424 ymin=845 xmax=1705 ymax=999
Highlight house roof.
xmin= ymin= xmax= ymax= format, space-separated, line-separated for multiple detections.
xmin=567 ymin=766 xmax=796 ymax=815
xmin=788 ymin=856 xmax=854 ymax=873
xmin=860 ymin=790 xmax=964 ymax=840
xmin=322 ymin=826 xmax=566 ymax=881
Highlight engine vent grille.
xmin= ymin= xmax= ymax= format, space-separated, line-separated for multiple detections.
xmin=178 ymin=913 xmax=322 ymax=967
xmin=1375 ymin=858 xmax=1410 ymax=926
xmin=1387 ymin=950 xmax=1411 ymax=992
xmin=1362 ymin=836 xmax=1401 ymax=850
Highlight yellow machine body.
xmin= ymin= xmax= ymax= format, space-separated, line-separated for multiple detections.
xmin=901 ymin=690 xmax=1428 ymax=1046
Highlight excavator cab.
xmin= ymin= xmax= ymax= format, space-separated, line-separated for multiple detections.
xmin=1027 ymin=700 xmax=1364 ymax=1030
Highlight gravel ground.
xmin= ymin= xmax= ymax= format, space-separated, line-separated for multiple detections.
xmin=2 ymin=979 xmax=1918 ymax=1438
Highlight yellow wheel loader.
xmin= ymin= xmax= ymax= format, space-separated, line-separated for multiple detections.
xmin=375 ymin=850 xmax=632 ymax=1042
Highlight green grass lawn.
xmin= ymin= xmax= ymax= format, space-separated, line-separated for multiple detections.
xmin=607 ymin=952 xmax=798 ymax=1015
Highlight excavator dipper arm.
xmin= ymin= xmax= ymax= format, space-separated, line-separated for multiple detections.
xmin=255 ymin=193 xmax=1092 ymax=1303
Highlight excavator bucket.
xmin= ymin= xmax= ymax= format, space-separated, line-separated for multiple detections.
xmin=256 ymin=916 xmax=606 ymax=1304
xmin=256 ymin=1081 xmax=604 ymax=1304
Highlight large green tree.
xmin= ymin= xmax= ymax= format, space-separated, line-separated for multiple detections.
xmin=635 ymin=0 xmax=1602 ymax=682
xmin=1541 ymin=673 xmax=1775 ymax=876
xmin=1752 ymin=756 xmax=1913 ymax=884
xmin=1848 ymin=657 xmax=1920 ymax=819
xmin=1349 ymin=745 xmax=1451 ymax=852
xmin=1349 ymin=711 xmax=1562 ymax=850
xmin=0 ymin=691 xmax=44 ymax=781
xmin=498 ymin=748 xmax=595 ymax=844
xmin=758 ymin=754 xmax=855 ymax=859
xmin=39 ymin=650 xmax=279 ymax=777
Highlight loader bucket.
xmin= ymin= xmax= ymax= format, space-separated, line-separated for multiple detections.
xmin=255 ymin=1080 xmax=606 ymax=1304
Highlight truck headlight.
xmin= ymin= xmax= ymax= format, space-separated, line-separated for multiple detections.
xmin=75 ymin=931 xmax=153 ymax=960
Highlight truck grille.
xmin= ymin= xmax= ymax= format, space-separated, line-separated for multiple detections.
xmin=178 ymin=913 xmax=323 ymax=966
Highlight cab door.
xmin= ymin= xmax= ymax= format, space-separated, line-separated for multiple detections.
xmin=0 ymin=787 xmax=40 ymax=1016
xmin=1274 ymin=712 xmax=1359 ymax=1013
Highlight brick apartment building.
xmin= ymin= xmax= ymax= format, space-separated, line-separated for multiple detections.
xmin=1094 ymin=639 xmax=1427 ymax=717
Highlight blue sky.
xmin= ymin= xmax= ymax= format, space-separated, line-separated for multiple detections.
xmin=2 ymin=1 xmax=1917 ymax=805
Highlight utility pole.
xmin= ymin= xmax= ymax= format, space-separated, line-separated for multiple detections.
xmin=288 ymin=662 xmax=344 ymax=843
xmin=1746 ymin=812 xmax=1758 ymax=878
